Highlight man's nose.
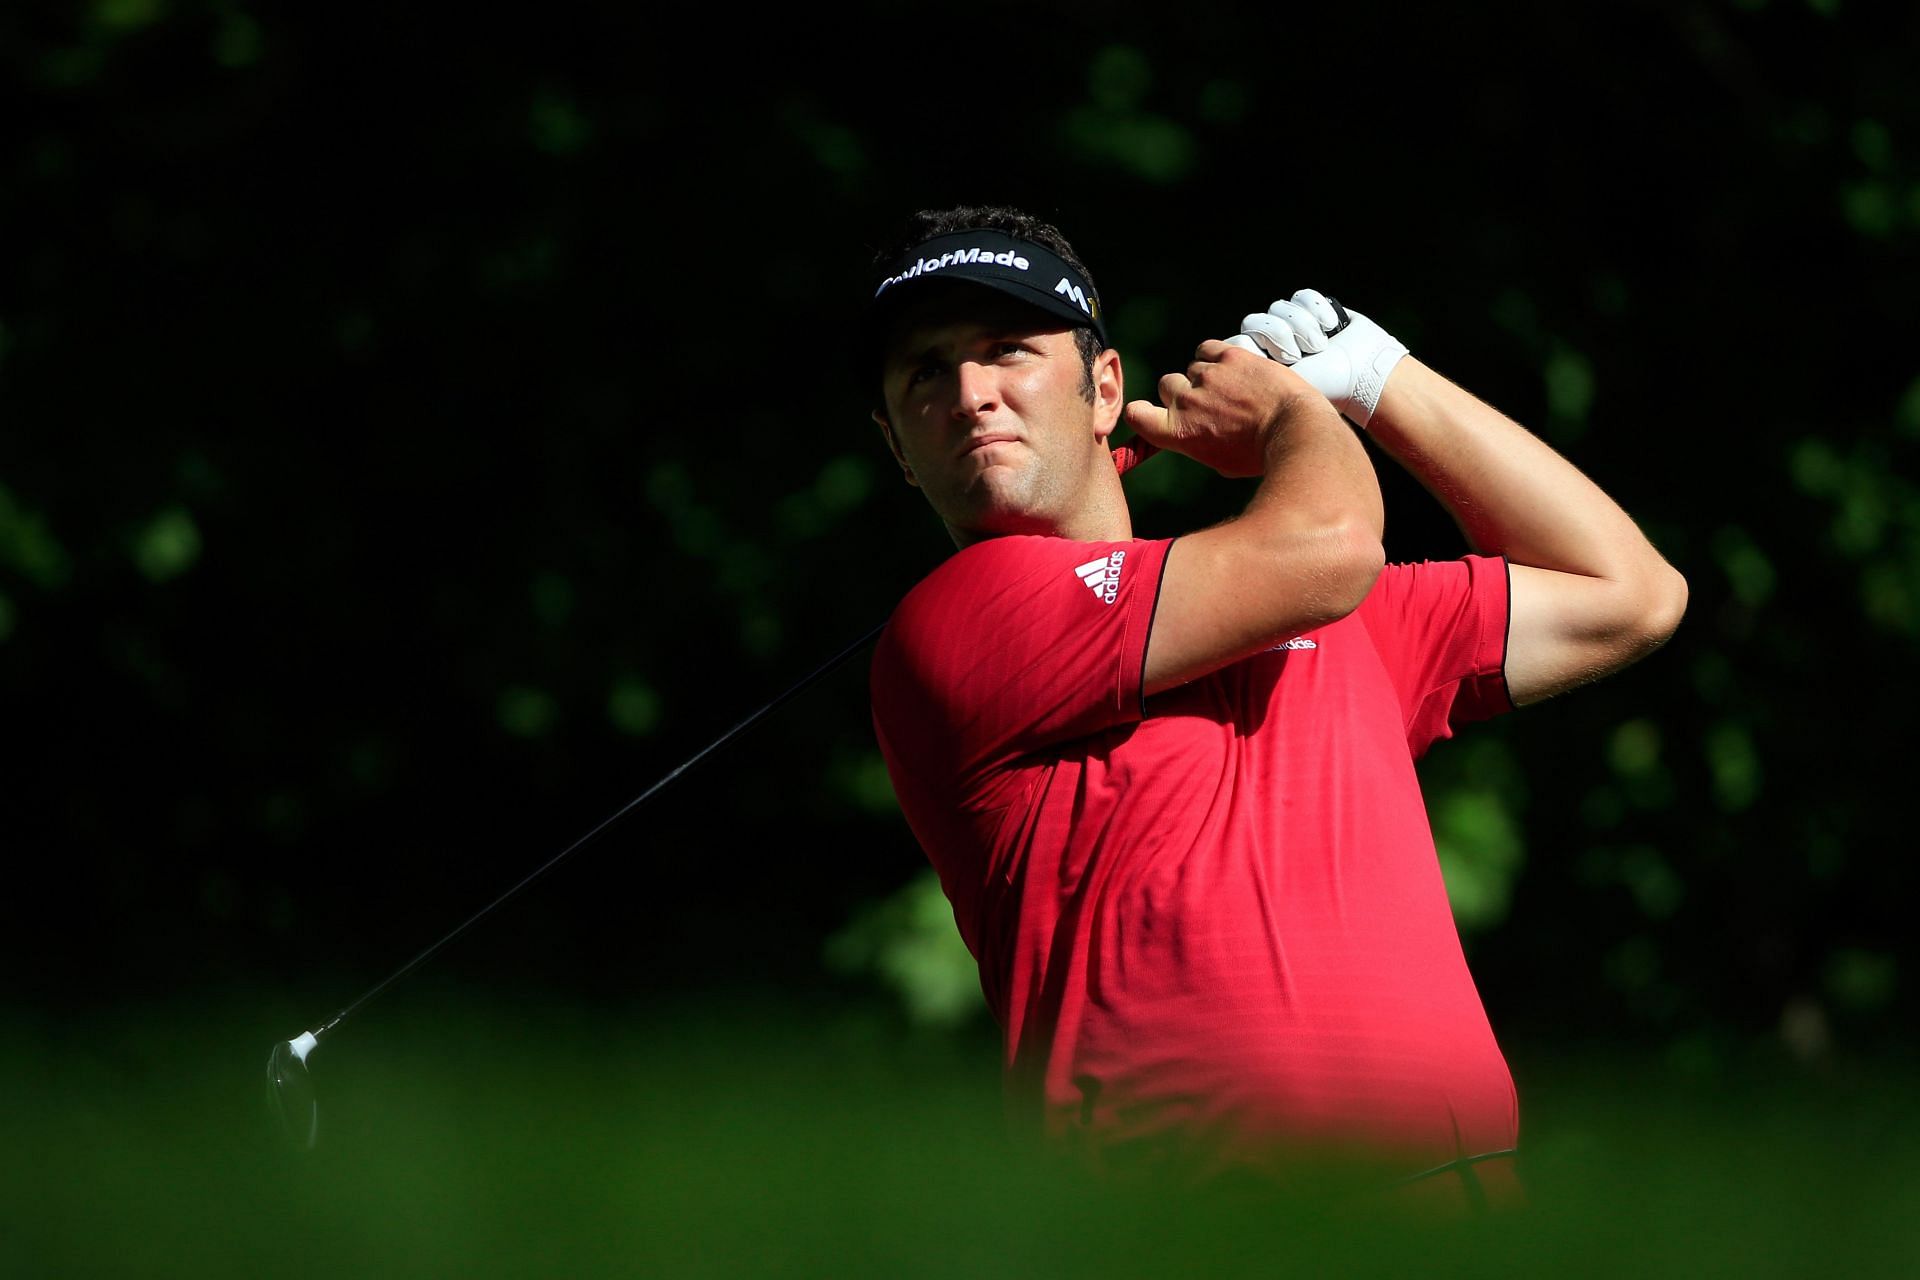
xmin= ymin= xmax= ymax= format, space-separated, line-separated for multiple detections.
xmin=952 ymin=360 xmax=999 ymax=416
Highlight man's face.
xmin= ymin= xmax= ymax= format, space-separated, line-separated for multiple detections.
xmin=874 ymin=287 xmax=1120 ymax=545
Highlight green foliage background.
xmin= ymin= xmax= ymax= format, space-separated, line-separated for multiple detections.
xmin=3 ymin=0 xmax=1917 ymax=1268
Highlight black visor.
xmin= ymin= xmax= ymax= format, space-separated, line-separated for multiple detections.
xmin=868 ymin=229 xmax=1108 ymax=351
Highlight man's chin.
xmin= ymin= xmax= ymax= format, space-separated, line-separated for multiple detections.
xmin=940 ymin=476 xmax=1039 ymax=531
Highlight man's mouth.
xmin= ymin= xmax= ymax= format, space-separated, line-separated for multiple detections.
xmin=962 ymin=433 xmax=1021 ymax=457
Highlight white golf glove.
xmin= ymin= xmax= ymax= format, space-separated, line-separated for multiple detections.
xmin=1224 ymin=288 xmax=1408 ymax=429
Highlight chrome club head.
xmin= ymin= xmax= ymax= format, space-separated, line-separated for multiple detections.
xmin=266 ymin=1031 xmax=320 ymax=1150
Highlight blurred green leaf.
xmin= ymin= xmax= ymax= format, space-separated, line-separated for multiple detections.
xmin=1784 ymin=428 xmax=1920 ymax=637
xmin=1432 ymin=788 xmax=1525 ymax=932
xmin=1896 ymin=377 xmax=1920 ymax=440
xmin=1705 ymin=722 xmax=1762 ymax=813
xmin=1491 ymin=290 xmax=1541 ymax=344
xmin=830 ymin=748 xmax=898 ymax=815
xmin=1089 ymin=45 xmax=1152 ymax=110
xmin=1582 ymin=783 xmax=1627 ymax=831
xmin=780 ymin=456 xmax=875 ymax=539
xmin=1065 ymin=51 xmax=1194 ymax=184
xmin=1583 ymin=844 xmax=1685 ymax=920
xmin=1608 ymin=719 xmax=1663 ymax=778
xmin=607 ymin=675 xmax=661 ymax=736
xmin=1713 ymin=526 xmax=1776 ymax=607
xmin=1789 ymin=438 xmax=1840 ymax=496
xmin=531 ymin=572 xmax=574 ymax=627
xmin=739 ymin=605 xmax=781 ymax=657
xmin=648 ymin=461 xmax=694 ymax=509
xmin=529 ymin=90 xmax=592 ymax=156
xmin=1834 ymin=469 xmax=1891 ymax=556
xmin=498 ymin=685 xmax=559 ymax=737
xmin=197 ymin=869 xmax=239 ymax=919
xmin=1199 ymin=78 xmax=1250 ymax=125
xmin=481 ymin=234 xmax=560 ymax=291
xmin=0 ymin=485 xmax=72 ymax=588
xmin=814 ymin=455 xmax=873 ymax=513
xmin=1620 ymin=845 xmax=1686 ymax=920
xmin=1842 ymin=181 xmax=1897 ymax=237
xmin=1851 ymin=119 xmax=1893 ymax=172
xmin=826 ymin=870 xmax=985 ymax=1028
xmin=212 ymin=11 xmax=263 ymax=68
xmin=131 ymin=504 xmax=201 ymax=583
xmin=1826 ymin=948 xmax=1897 ymax=1012
xmin=1113 ymin=296 xmax=1169 ymax=354
xmin=1544 ymin=343 xmax=1594 ymax=439
xmin=1062 ymin=106 xmax=1196 ymax=183
xmin=1590 ymin=273 xmax=1630 ymax=318
xmin=348 ymin=739 xmax=398 ymax=788
xmin=1691 ymin=650 xmax=1736 ymax=705
xmin=93 ymin=0 xmax=162 ymax=33
xmin=1861 ymin=558 xmax=1919 ymax=634
xmin=1606 ymin=935 xmax=1661 ymax=991
xmin=39 ymin=45 xmax=105 ymax=87
xmin=791 ymin=114 xmax=866 ymax=177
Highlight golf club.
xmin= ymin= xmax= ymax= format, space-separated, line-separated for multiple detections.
xmin=266 ymin=620 xmax=886 ymax=1149
xmin=264 ymin=405 xmax=1172 ymax=1149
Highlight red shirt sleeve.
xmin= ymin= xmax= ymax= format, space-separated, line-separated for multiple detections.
xmin=1353 ymin=554 xmax=1514 ymax=757
xmin=871 ymin=535 xmax=1172 ymax=808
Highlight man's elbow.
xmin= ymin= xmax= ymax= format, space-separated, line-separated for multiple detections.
xmin=1324 ymin=523 xmax=1387 ymax=621
xmin=1619 ymin=561 xmax=1688 ymax=657
xmin=1645 ymin=562 xmax=1689 ymax=645
xmin=1249 ymin=519 xmax=1381 ymax=633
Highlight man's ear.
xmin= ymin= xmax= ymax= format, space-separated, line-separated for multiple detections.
xmin=1091 ymin=347 xmax=1125 ymax=444
xmin=873 ymin=410 xmax=919 ymax=487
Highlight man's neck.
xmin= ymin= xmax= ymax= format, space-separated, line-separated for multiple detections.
xmin=946 ymin=506 xmax=1133 ymax=550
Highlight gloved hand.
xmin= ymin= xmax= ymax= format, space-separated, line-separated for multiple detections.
xmin=1224 ymin=289 xmax=1408 ymax=429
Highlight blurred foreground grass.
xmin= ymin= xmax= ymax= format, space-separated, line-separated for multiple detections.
xmin=2 ymin=985 xmax=1916 ymax=1277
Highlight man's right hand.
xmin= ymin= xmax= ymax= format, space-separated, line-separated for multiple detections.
xmin=1226 ymin=289 xmax=1409 ymax=430
xmin=1121 ymin=339 xmax=1328 ymax=479
xmin=1131 ymin=338 xmax=1387 ymax=696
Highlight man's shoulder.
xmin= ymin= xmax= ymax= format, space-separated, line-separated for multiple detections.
xmin=878 ymin=532 xmax=1168 ymax=675
xmin=894 ymin=534 xmax=1142 ymax=615
xmin=910 ymin=533 xmax=1081 ymax=585
xmin=881 ymin=536 xmax=1062 ymax=660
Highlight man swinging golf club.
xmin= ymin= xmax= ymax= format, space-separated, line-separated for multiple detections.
xmin=864 ymin=205 xmax=1687 ymax=1207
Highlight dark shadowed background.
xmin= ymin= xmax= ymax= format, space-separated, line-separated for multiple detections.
xmin=4 ymin=2 xmax=1917 ymax=1274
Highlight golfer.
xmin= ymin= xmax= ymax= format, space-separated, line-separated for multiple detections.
xmin=864 ymin=206 xmax=1686 ymax=1207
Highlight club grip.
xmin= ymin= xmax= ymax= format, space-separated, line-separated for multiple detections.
xmin=1326 ymin=296 xmax=1352 ymax=338
xmin=1113 ymin=439 xmax=1161 ymax=475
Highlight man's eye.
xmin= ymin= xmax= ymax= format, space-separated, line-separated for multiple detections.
xmin=908 ymin=364 xmax=941 ymax=387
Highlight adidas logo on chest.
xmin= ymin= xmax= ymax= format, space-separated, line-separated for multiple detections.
xmin=1074 ymin=551 xmax=1127 ymax=605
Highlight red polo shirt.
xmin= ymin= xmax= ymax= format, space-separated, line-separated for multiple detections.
xmin=870 ymin=534 xmax=1516 ymax=1179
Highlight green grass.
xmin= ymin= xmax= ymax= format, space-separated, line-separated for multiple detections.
xmin=3 ymin=987 xmax=1916 ymax=1277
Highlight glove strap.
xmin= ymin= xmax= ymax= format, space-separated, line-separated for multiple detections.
xmin=1350 ymin=343 xmax=1407 ymax=429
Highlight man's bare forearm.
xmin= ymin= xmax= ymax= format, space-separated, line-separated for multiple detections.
xmin=1369 ymin=359 xmax=1678 ymax=593
xmin=1247 ymin=387 xmax=1386 ymax=548
xmin=1367 ymin=357 xmax=1686 ymax=702
xmin=1132 ymin=347 xmax=1386 ymax=694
